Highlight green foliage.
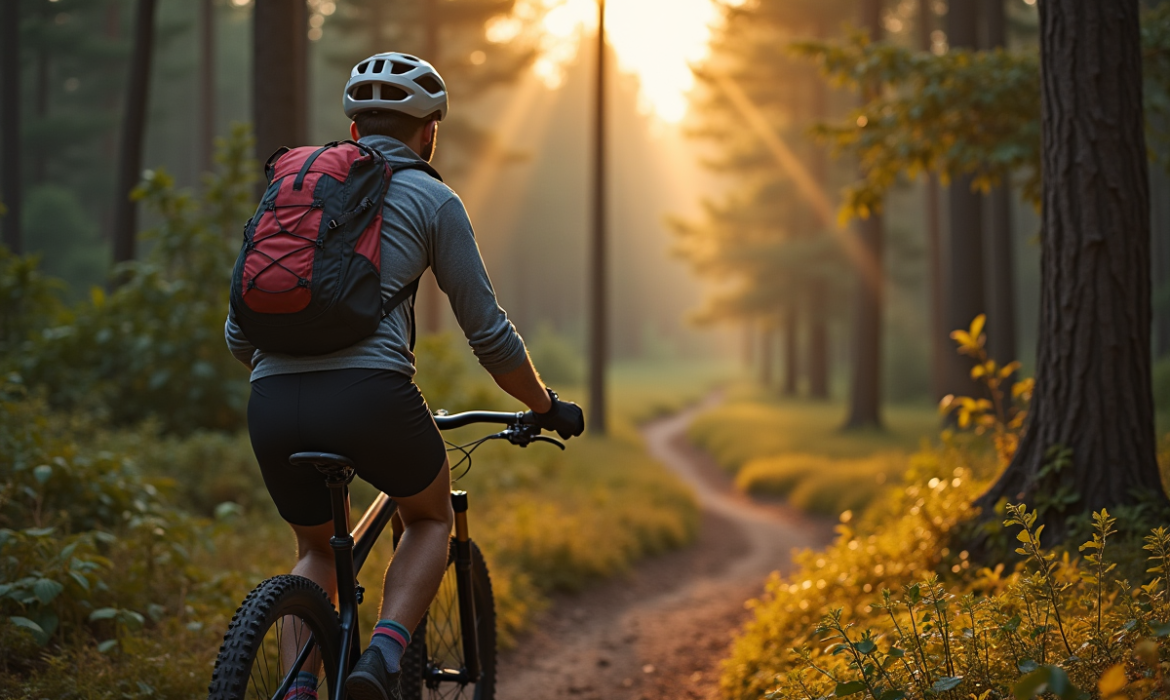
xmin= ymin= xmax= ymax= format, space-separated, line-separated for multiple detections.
xmin=526 ymin=325 xmax=584 ymax=387
xmin=0 ymin=379 xmax=220 ymax=683
xmin=22 ymin=184 xmax=108 ymax=294
xmin=722 ymin=444 xmax=1170 ymax=700
xmin=13 ymin=125 xmax=256 ymax=432
xmin=795 ymin=6 xmax=1170 ymax=221
xmin=0 ymin=246 xmax=65 ymax=354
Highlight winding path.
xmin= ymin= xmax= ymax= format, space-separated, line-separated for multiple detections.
xmin=496 ymin=395 xmax=835 ymax=699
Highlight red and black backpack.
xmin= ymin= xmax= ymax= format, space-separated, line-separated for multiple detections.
xmin=229 ymin=140 xmax=425 ymax=356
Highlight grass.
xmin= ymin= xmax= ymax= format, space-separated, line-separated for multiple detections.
xmin=688 ymin=384 xmax=941 ymax=516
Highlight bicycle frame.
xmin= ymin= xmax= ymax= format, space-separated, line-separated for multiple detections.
xmin=271 ymin=410 xmax=530 ymax=700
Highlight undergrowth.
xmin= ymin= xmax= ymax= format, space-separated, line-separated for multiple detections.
xmin=723 ymin=438 xmax=1170 ymax=700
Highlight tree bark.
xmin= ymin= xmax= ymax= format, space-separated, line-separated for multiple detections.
xmin=1152 ymin=165 xmax=1170 ymax=357
xmin=983 ymin=0 xmax=1018 ymax=369
xmin=199 ymin=0 xmax=216 ymax=175
xmin=253 ymin=0 xmax=307 ymax=182
xmin=919 ymin=0 xmax=946 ymax=401
xmin=941 ymin=0 xmax=986 ymax=400
xmin=760 ymin=326 xmax=774 ymax=388
xmin=975 ymin=0 xmax=1169 ymax=533
xmin=783 ymin=303 xmax=799 ymax=396
xmin=1 ymin=0 xmax=21 ymax=254
xmin=845 ymin=0 xmax=885 ymax=429
xmin=112 ymin=0 xmax=158 ymax=266
xmin=418 ymin=0 xmax=445 ymax=335
xmin=807 ymin=37 xmax=831 ymax=401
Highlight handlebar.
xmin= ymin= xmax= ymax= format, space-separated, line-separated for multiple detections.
xmin=432 ymin=409 xmax=564 ymax=450
xmin=432 ymin=410 xmax=537 ymax=431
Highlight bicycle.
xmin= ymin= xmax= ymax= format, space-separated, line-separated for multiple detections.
xmin=207 ymin=409 xmax=565 ymax=700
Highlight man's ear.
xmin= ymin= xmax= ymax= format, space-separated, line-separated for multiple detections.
xmin=424 ymin=120 xmax=438 ymax=145
xmin=349 ymin=122 xmax=361 ymax=140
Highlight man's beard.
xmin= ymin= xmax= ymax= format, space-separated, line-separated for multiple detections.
xmin=422 ymin=128 xmax=438 ymax=162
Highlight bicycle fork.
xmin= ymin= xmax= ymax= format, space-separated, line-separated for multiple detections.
xmin=451 ymin=490 xmax=481 ymax=683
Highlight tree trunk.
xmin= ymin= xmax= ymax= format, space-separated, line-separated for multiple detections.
xmin=807 ymin=37 xmax=831 ymax=401
xmin=845 ymin=0 xmax=885 ymax=429
xmin=760 ymin=326 xmax=774 ymax=388
xmin=112 ymin=0 xmax=158 ymax=266
xmin=975 ymin=0 xmax=1169 ymax=534
xmin=1 ymin=0 xmax=21 ymax=254
xmin=942 ymin=0 xmax=986 ymax=399
xmin=1152 ymin=165 xmax=1170 ymax=357
xmin=199 ymin=0 xmax=215 ymax=175
xmin=783 ymin=303 xmax=799 ymax=396
xmin=418 ymin=0 xmax=445 ymax=335
xmin=983 ymin=0 xmax=1018 ymax=369
xmin=253 ymin=0 xmax=307 ymax=182
xmin=919 ymin=0 xmax=946 ymax=401
xmin=808 ymin=281 xmax=830 ymax=399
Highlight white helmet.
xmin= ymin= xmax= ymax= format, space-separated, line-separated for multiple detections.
xmin=343 ymin=52 xmax=449 ymax=121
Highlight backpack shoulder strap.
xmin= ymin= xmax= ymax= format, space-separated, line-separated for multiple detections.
xmin=382 ymin=277 xmax=422 ymax=351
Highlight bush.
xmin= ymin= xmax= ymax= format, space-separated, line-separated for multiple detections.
xmin=23 ymin=184 xmax=108 ymax=294
xmin=736 ymin=452 xmax=905 ymax=516
xmin=12 ymin=125 xmax=256 ymax=433
xmin=721 ymin=440 xmax=1170 ymax=700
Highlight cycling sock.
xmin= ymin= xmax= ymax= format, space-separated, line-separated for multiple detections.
xmin=284 ymin=671 xmax=319 ymax=699
xmin=369 ymin=619 xmax=411 ymax=674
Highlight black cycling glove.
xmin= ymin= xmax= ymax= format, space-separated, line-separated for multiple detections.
xmin=534 ymin=388 xmax=585 ymax=440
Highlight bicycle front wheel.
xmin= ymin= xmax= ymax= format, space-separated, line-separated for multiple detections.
xmin=208 ymin=574 xmax=342 ymax=700
xmin=401 ymin=539 xmax=497 ymax=700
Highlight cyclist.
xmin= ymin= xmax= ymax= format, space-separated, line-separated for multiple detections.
xmin=224 ymin=52 xmax=584 ymax=700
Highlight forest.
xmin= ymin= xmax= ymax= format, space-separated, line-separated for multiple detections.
xmin=3 ymin=1 xmax=1170 ymax=699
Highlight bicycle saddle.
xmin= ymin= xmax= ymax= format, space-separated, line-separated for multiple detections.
xmin=289 ymin=452 xmax=355 ymax=474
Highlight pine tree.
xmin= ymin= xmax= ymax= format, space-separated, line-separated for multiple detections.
xmin=678 ymin=0 xmax=854 ymax=398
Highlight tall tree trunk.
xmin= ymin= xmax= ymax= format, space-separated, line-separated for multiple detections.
xmin=983 ymin=0 xmax=1018 ymax=369
xmin=253 ymin=0 xmax=307 ymax=184
xmin=33 ymin=43 xmax=48 ymax=183
xmin=418 ymin=0 xmax=445 ymax=335
xmin=919 ymin=0 xmax=946 ymax=401
xmin=942 ymin=0 xmax=985 ymax=400
xmin=783 ymin=303 xmax=799 ymax=396
xmin=1 ymin=0 xmax=20 ymax=254
xmin=760 ymin=325 xmax=774 ymax=388
xmin=808 ymin=280 xmax=830 ymax=399
xmin=845 ymin=0 xmax=885 ymax=429
xmin=807 ymin=30 xmax=831 ymax=400
xmin=975 ymin=0 xmax=1169 ymax=535
xmin=1152 ymin=165 xmax=1170 ymax=357
xmin=112 ymin=0 xmax=158 ymax=266
xmin=199 ymin=0 xmax=215 ymax=175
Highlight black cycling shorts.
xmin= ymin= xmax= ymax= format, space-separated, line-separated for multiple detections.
xmin=247 ymin=368 xmax=447 ymax=526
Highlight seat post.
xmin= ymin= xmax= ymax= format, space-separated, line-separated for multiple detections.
xmin=324 ymin=471 xmax=352 ymax=539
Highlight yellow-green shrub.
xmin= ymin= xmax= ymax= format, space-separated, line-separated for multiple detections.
xmin=736 ymin=453 xmax=905 ymax=515
xmin=722 ymin=441 xmax=1170 ymax=700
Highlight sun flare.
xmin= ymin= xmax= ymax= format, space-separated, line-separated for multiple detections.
xmin=494 ymin=0 xmax=733 ymax=123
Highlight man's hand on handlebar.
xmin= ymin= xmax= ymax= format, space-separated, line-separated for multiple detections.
xmin=533 ymin=388 xmax=585 ymax=440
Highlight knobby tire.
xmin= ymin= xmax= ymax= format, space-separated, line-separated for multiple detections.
xmin=208 ymin=574 xmax=342 ymax=700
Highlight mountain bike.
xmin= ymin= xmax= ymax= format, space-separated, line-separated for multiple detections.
xmin=207 ymin=409 xmax=565 ymax=700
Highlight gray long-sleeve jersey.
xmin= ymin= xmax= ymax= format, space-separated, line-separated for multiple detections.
xmin=225 ymin=135 xmax=528 ymax=381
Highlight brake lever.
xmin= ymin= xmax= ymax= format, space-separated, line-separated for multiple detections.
xmin=531 ymin=435 xmax=566 ymax=450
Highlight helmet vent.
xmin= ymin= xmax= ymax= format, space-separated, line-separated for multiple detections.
xmin=372 ymin=59 xmax=386 ymax=73
xmin=349 ymin=84 xmax=373 ymax=100
xmin=390 ymin=61 xmax=413 ymax=75
xmin=399 ymin=54 xmax=420 ymax=61
xmin=415 ymin=74 xmax=443 ymax=95
xmin=378 ymin=84 xmax=409 ymax=101
xmin=357 ymin=61 xmax=369 ymax=74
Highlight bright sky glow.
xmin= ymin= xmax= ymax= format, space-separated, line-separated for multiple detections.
xmin=490 ymin=0 xmax=734 ymax=123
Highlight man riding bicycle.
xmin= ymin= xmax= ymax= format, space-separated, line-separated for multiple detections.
xmin=224 ymin=53 xmax=585 ymax=700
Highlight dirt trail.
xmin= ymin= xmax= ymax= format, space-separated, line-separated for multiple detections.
xmin=496 ymin=395 xmax=835 ymax=700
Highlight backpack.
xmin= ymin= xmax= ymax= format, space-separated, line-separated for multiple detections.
xmin=229 ymin=140 xmax=423 ymax=356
